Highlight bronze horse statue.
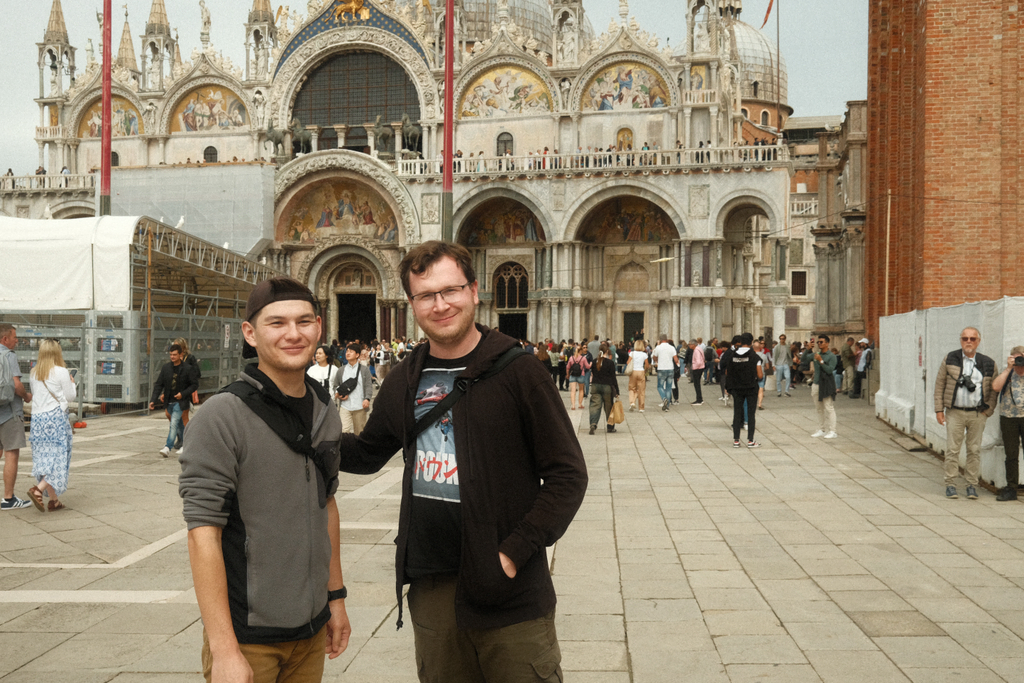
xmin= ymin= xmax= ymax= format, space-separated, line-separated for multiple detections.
xmin=373 ymin=115 xmax=394 ymax=154
xmin=290 ymin=117 xmax=313 ymax=154
xmin=264 ymin=119 xmax=287 ymax=157
xmin=401 ymin=113 xmax=421 ymax=153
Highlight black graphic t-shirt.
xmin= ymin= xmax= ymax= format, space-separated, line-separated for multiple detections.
xmin=404 ymin=346 xmax=479 ymax=579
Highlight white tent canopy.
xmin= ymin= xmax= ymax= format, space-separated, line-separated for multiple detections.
xmin=0 ymin=216 xmax=139 ymax=311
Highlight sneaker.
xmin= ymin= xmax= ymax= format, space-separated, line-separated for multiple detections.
xmin=747 ymin=441 xmax=761 ymax=448
xmin=997 ymin=487 xmax=1018 ymax=502
xmin=810 ymin=430 xmax=825 ymax=438
xmin=176 ymin=448 xmax=184 ymax=455
xmin=639 ymin=409 xmax=645 ymax=413
xmin=606 ymin=425 xmax=616 ymax=433
xmin=0 ymin=496 xmax=31 ymax=510
xmin=629 ymin=404 xmax=635 ymax=412
xmin=946 ymin=485 xmax=958 ymax=499
xmin=690 ymin=401 xmax=704 ymax=406
xmin=733 ymin=440 xmax=741 ymax=448
xmin=658 ymin=401 xmax=665 ymax=408
xmin=673 ymin=400 xmax=680 ymax=405
xmin=784 ymin=392 xmax=791 ymax=397
xmin=159 ymin=446 xmax=171 ymax=457
xmin=824 ymin=431 xmax=838 ymax=439
xmin=588 ymin=425 xmax=596 ymax=435
xmin=966 ymin=485 xmax=978 ymax=500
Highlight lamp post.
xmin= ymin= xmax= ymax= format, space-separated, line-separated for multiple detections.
xmin=441 ymin=0 xmax=455 ymax=241
xmin=100 ymin=0 xmax=112 ymax=216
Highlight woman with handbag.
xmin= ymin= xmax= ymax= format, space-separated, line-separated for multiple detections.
xmin=627 ymin=340 xmax=650 ymax=412
xmin=566 ymin=345 xmax=591 ymax=410
xmin=307 ymin=345 xmax=339 ymax=401
xmin=26 ymin=339 xmax=76 ymax=512
xmin=588 ymin=343 xmax=621 ymax=434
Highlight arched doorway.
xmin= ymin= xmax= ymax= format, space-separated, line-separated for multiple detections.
xmin=721 ymin=202 xmax=773 ymax=339
xmin=494 ymin=262 xmax=529 ymax=340
xmin=614 ymin=263 xmax=651 ymax=342
xmin=329 ymin=259 xmax=380 ymax=344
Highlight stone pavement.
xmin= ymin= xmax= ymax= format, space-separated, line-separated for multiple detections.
xmin=2 ymin=378 xmax=1024 ymax=682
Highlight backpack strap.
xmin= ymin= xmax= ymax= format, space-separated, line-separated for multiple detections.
xmin=405 ymin=347 xmax=530 ymax=450
xmin=220 ymin=381 xmax=337 ymax=495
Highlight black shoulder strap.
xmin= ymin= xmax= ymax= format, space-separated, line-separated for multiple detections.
xmin=406 ymin=347 xmax=529 ymax=449
xmin=219 ymin=381 xmax=335 ymax=491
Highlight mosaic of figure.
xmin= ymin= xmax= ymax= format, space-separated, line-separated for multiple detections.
xmin=77 ymin=97 xmax=143 ymax=138
xmin=578 ymin=198 xmax=676 ymax=244
xmin=461 ymin=200 xmax=544 ymax=246
xmin=279 ymin=179 xmax=398 ymax=244
xmin=459 ymin=67 xmax=553 ymax=118
xmin=582 ymin=63 xmax=670 ymax=111
xmin=690 ymin=65 xmax=707 ymax=90
xmin=171 ymin=87 xmax=248 ymax=133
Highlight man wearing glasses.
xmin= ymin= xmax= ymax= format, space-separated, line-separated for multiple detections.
xmin=935 ymin=327 xmax=998 ymax=499
xmin=810 ymin=335 xmax=839 ymax=439
xmin=338 ymin=241 xmax=588 ymax=681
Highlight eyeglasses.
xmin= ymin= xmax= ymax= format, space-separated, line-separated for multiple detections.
xmin=410 ymin=283 xmax=471 ymax=307
xmin=816 ymin=341 xmax=826 ymax=345
xmin=961 ymin=336 xmax=978 ymax=342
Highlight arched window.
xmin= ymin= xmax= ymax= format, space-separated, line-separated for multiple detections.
xmin=752 ymin=81 xmax=759 ymax=98
xmin=497 ymin=132 xmax=514 ymax=157
xmin=495 ymin=263 xmax=528 ymax=309
xmin=761 ymin=110 xmax=770 ymax=127
xmin=110 ymin=151 xmax=120 ymax=167
xmin=741 ymin=108 xmax=749 ymax=119
xmin=291 ymin=51 xmax=421 ymax=152
xmin=204 ymin=146 xmax=218 ymax=163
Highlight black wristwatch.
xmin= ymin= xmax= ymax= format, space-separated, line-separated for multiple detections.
xmin=328 ymin=587 xmax=347 ymax=601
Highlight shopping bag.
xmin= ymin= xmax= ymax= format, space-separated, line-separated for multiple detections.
xmin=610 ymin=399 xmax=625 ymax=424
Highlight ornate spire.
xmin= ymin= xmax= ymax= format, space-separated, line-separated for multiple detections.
xmin=116 ymin=10 xmax=138 ymax=71
xmin=173 ymin=30 xmax=182 ymax=68
xmin=44 ymin=0 xmax=69 ymax=43
xmin=146 ymin=0 xmax=171 ymax=36
xmin=249 ymin=0 xmax=274 ymax=23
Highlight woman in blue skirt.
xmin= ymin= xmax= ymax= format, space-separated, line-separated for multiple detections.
xmin=26 ymin=339 xmax=76 ymax=512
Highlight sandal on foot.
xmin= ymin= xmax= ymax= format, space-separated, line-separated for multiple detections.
xmin=27 ymin=486 xmax=45 ymax=513
xmin=47 ymin=499 xmax=65 ymax=512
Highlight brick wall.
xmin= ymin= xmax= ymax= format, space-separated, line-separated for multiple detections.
xmin=865 ymin=0 xmax=1024 ymax=341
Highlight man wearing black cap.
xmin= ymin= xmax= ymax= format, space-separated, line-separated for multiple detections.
xmin=337 ymin=241 xmax=588 ymax=682
xmin=179 ymin=277 xmax=351 ymax=682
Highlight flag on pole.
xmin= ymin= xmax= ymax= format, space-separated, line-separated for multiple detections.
xmin=760 ymin=0 xmax=775 ymax=29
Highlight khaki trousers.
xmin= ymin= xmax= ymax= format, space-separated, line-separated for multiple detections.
xmin=944 ymin=408 xmax=987 ymax=486
xmin=340 ymin=406 xmax=368 ymax=435
xmin=376 ymin=363 xmax=390 ymax=383
xmin=811 ymin=384 xmax=836 ymax=433
xmin=408 ymin=574 xmax=563 ymax=683
xmin=202 ymin=627 xmax=326 ymax=683
xmin=628 ymin=371 xmax=647 ymax=410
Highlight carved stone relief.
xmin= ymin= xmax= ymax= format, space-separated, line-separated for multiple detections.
xmin=689 ymin=185 xmax=710 ymax=218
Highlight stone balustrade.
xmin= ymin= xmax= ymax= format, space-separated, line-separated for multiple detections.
xmin=393 ymin=144 xmax=788 ymax=177
xmin=0 ymin=174 xmax=96 ymax=193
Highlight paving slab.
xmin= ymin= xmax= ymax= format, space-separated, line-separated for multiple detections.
xmin=2 ymin=386 xmax=1024 ymax=680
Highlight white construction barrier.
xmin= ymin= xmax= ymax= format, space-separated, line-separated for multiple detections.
xmin=875 ymin=297 xmax=1024 ymax=487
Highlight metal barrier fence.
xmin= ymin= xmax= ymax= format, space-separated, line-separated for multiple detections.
xmin=6 ymin=311 xmax=245 ymax=419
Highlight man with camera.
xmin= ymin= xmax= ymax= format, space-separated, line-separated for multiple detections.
xmin=934 ymin=327 xmax=998 ymax=500
xmin=991 ymin=346 xmax=1024 ymax=501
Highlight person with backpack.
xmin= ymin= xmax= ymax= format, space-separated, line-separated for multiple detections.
xmin=179 ymin=277 xmax=351 ymax=681
xmin=336 ymin=241 xmax=586 ymax=681
xmin=566 ymin=344 xmax=591 ymax=410
xmin=337 ymin=343 xmax=374 ymax=435
xmin=0 ymin=323 xmax=33 ymax=510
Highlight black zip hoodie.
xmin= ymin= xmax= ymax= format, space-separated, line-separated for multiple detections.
xmin=340 ymin=325 xmax=588 ymax=630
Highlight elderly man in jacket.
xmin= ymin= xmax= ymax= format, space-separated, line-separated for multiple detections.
xmin=935 ymin=327 xmax=998 ymax=500
xmin=339 ymin=241 xmax=587 ymax=683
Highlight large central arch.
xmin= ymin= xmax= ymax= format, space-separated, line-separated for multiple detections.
xmin=270 ymin=26 xmax=438 ymax=129
xmin=564 ymin=180 xmax=685 ymax=243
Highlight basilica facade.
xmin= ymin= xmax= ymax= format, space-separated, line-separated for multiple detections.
xmin=25 ymin=0 xmax=810 ymax=345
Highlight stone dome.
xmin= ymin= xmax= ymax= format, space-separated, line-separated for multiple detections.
xmin=395 ymin=0 xmax=560 ymax=54
xmin=730 ymin=20 xmax=788 ymax=105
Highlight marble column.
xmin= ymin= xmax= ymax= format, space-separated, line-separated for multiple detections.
xmin=572 ymin=302 xmax=581 ymax=341
xmin=702 ymin=298 xmax=712 ymax=338
xmin=68 ymin=139 xmax=79 ymax=173
xmin=596 ymin=302 xmax=607 ymax=340
xmin=306 ymin=126 xmax=321 ymax=152
xmin=671 ymin=299 xmax=679 ymax=341
xmin=680 ymin=298 xmax=691 ymax=341
xmin=333 ymin=125 xmax=348 ymax=148
xmin=683 ymin=107 xmax=692 ymax=149
xmin=710 ymin=106 xmax=719 ymax=149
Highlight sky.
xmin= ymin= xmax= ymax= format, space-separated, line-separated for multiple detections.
xmin=0 ymin=0 xmax=867 ymax=174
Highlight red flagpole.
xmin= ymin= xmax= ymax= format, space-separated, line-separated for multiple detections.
xmin=441 ymin=0 xmax=455 ymax=241
xmin=100 ymin=0 xmax=112 ymax=216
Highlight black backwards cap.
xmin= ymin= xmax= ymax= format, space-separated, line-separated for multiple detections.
xmin=242 ymin=277 xmax=318 ymax=359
